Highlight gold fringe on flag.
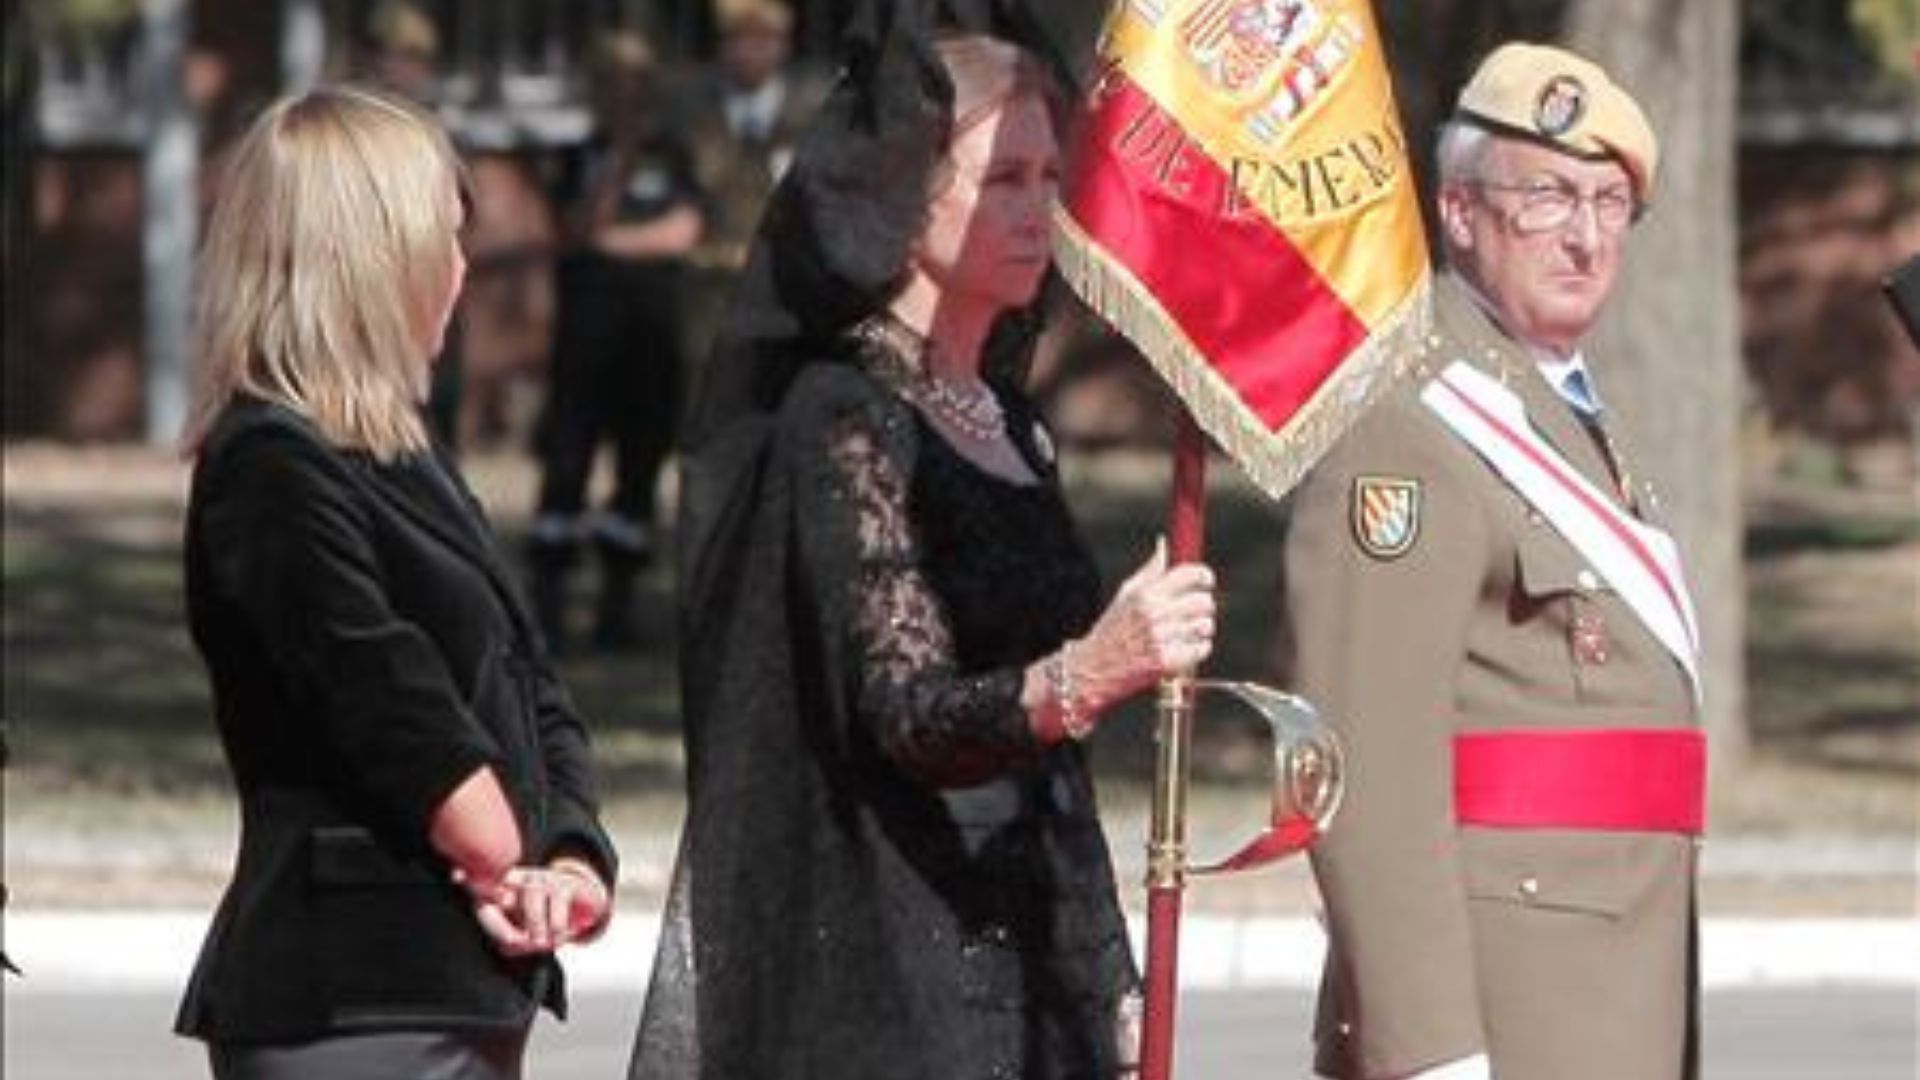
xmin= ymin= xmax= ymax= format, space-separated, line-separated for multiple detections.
xmin=1052 ymin=206 xmax=1434 ymax=502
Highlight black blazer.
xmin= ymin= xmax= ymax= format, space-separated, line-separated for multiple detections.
xmin=175 ymin=398 xmax=617 ymax=1045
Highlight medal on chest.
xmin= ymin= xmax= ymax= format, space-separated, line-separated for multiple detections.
xmin=1570 ymin=610 xmax=1610 ymax=666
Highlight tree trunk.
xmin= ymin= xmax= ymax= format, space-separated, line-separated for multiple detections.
xmin=2 ymin=2 xmax=35 ymax=439
xmin=1561 ymin=1 xmax=1749 ymax=770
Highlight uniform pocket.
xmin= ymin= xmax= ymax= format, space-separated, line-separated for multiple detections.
xmin=1458 ymin=829 xmax=1665 ymax=920
xmin=1515 ymin=528 xmax=1602 ymax=600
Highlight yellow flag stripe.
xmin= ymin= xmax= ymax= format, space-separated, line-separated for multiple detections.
xmin=1101 ymin=0 xmax=1428 ymax=325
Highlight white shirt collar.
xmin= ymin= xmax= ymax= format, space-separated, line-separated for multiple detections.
xmin=1534 ymin=350 xmax=1603 ymax=415
xmin=1454 ymin=276 xmax=1601 ymax=414
xmin=725 ymin=76 xmax=787 ymax=139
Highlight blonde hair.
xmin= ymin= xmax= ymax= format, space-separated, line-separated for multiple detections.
xmin=937 ymin=34 xmax=1056 ymax=136
xmin=182 ymin=84 xmax=465 ymax=460
xmin=928 ymin=35 xmax=1061 ymax=196
xmin=718 ymin=0 xmax=793 ymax=37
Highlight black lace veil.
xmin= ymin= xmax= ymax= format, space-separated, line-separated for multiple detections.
xmin=631 ymin=4 xmax=1083 ymax=1075
xmin=677 ymin=0 xmax=1077 ymax=583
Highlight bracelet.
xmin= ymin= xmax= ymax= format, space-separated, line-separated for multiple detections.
xmin=1046 ymin=640 xmax=1093 ymax=741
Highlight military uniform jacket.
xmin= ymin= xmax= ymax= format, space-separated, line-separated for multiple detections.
xmin=1285 ymin=276 xmax=1701 ymax=1080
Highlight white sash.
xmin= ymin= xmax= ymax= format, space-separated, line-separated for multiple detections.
xmin=1421 ymin=361 xmax=1702 ymax=700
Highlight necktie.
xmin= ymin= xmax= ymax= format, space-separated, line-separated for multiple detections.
xmin=1560 ymin=368 xmax=1634 ymax=507
xmin=1561 ymin=367 xmax=1602 ymax=419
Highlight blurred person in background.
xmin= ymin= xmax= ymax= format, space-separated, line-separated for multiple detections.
xmin=174 ymin=85 xmax=616 ymax=1080
xmin=526 ymin=29 xmax=705 ymax=652
xmin=363 ymin=0 xmax=468 ymax=452
xmin=627 ymin=23 xmax=1215 ymax=1079
xmin=679 ymin=0 xmax=827 ymax=364
xmin=1285 ymin=43 xmax=1704 ymax=1080
xmin=365 ymin=0 xmax=439 ymax=104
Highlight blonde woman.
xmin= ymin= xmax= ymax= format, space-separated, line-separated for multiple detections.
xmin=174 ymin=86 xmax=615 ymax=1080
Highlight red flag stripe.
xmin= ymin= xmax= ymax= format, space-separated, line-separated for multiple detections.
xmin=1062 ymin=74 xmax=1369 ymax=430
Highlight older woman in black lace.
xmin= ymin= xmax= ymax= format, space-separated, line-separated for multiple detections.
xmin=630 ymin=22 xmax=1216 ymax=1080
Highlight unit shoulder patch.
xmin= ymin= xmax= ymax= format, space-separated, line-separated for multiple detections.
xmin=1350 ymin=475 xmax=1422 ymax=560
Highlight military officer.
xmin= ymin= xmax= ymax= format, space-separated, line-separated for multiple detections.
xmin=677 ymin=0 xmax=829 ymax=368
xmin=682 ymin=0 xmax=826 ymax=270
xmin=1285 ymin=43 xmax=1704 ymax=1080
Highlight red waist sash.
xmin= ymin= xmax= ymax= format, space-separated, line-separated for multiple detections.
xmin=1453 ymin=729 xmax=1706 ymax=834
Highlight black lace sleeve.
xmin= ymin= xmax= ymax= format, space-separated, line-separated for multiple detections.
xmin=815 ymin=401 xmax=1043 ymax=788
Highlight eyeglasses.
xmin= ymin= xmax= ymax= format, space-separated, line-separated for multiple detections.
xmin=1469 ymin=175 xmax=1643 ymax=234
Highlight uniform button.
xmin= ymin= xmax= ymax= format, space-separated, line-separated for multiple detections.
xmin=1527 ymin=510 xmax=1545 ymax=526
xmin=1576 ymin=569 xmax=1600 ymax=591
xmin=1517 ymin=876 xmax=1541 ymax=902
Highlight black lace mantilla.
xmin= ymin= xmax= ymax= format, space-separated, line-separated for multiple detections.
xmin=825 ymin=321 xmax=1094 ymax=785
xmin=633 ymin=328 xmax=1138 ymax=1079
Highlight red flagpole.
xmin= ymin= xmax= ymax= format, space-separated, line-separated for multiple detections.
xmin=1140 ymin=415 xmax=1208 ymax=1080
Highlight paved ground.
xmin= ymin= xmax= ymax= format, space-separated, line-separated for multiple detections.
xmin=12 ymin=910 xmax=1919 ymax=991
xmin=6 ymin=908 xmax=1916 ymax=1078
xmin=6 ymin=984 xmax=1915 ymax=1079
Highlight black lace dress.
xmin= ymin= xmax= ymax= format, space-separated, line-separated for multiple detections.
xmin=632 ymin=331 xmax=1137 ymax=1079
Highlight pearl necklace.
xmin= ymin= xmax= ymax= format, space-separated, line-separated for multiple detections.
xmin=853 ymin=315 xmax=1007 ymax=442
xmin=903 ymin=371 xmax=1005 ymax=442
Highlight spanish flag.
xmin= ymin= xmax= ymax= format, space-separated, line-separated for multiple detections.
xmin=1055 ymin=0 xmax=1430 ymax=500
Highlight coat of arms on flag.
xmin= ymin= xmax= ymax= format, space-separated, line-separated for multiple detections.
xmin=1180 ymin=0 xmax=1356 ymax=117
xmin=1055 ymin=0 xmax=1430 ymax=500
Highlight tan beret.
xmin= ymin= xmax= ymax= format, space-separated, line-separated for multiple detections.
xmin=717 ymin=0 xmax=793 ymax=36
xmin=1455 ymin=42 xmax=1658 ymax=200
xmin=368 ymin=1 xmax=439 ymax=59
xmin=590 ymin=30 xmax=657 ymax=78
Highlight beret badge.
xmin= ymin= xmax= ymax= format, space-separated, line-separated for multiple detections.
xmin=1534 ymin=74 xmax=1587 ymax=137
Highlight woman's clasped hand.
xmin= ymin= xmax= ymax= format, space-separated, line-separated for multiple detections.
xmin=459 ymin=857 xmax=613 ymax=956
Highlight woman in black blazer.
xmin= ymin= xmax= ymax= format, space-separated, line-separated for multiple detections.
xmin=174 ymin=85 xmax=617 ymax=1080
